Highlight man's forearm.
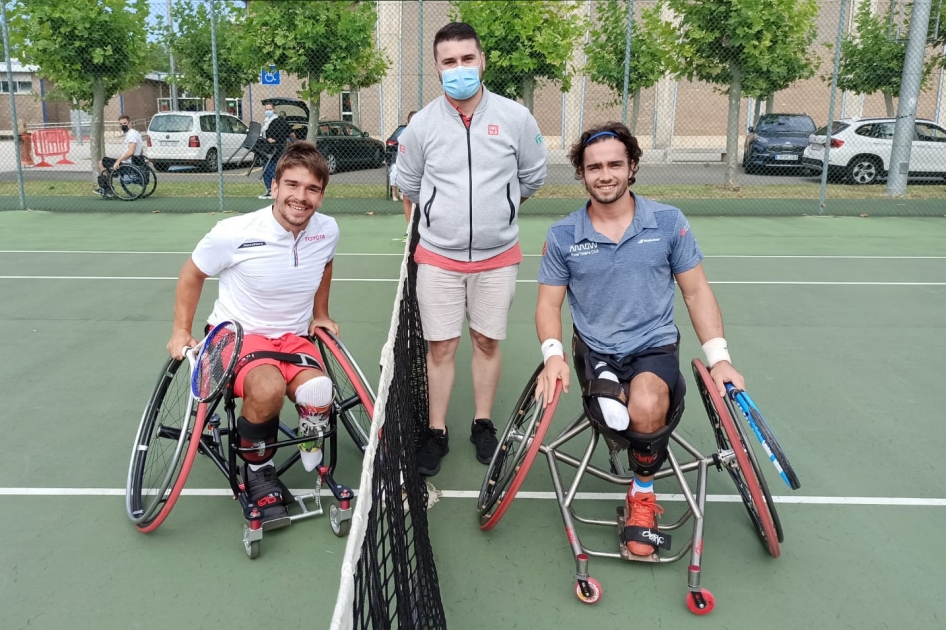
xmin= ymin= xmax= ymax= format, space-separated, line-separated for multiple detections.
xmin=683 ymin=286 xmax=724 ymax=345
xmin=536 ymin=303 xmax=563 ymax=344
xmin=172 ymin=271 xmax=205 ymax=333
xmin=312 ymin=263 xmax=333 ymax=319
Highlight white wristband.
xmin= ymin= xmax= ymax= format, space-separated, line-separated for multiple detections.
xmin=541 ymin=339 xmax=565 ymax=365
xmin=702 ymin=337 xmax=731 ymax=368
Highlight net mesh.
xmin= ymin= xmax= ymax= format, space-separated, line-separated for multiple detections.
xmin=331 ymin=209 xmax=447 ymax=630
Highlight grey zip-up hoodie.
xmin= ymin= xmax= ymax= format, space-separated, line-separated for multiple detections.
xmin=396 ymin=87 xmax=548 ymax=262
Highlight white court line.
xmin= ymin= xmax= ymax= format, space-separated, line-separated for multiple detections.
xmin=1 ymin=487 xmax=944 ymax=506
xmin=2 ymin=276 xmax=945 ymax=286
xmin=1 ymin=250 xmax=946 ymax=260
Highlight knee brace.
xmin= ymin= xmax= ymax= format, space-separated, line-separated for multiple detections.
xmin=237 ymin=415 xmax=280 ymax=464
xmin=624 ymin=398 xmax=685 ymax=477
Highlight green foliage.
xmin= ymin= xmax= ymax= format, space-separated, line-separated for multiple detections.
xmin=448 ymin=0 xmax=586 ymax=101
xmin=584 ymin=0 xmax=676 ymax=105
xmin=831 ymin=1 xmax=937 ymax=97
xmin=10 ymin=0 xmax=150 ymax=108
xmin=241 ymin=0 xmax=388 ymax=101
xmin=665 ymin=0 xmax=819 ymax=95
xmin=146 ymin=42 xmax=171 ymax=74
xmin=156 ymin=1 xmax=257 ymax=100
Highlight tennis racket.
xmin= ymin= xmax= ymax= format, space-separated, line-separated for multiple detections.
xmin=184 ymin=321 xmax=244 ymax=403
xmin=725 ymin=384 xmax=801 ymax=491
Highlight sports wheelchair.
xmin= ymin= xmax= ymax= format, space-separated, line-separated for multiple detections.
xmin=125 ymin=325 xmax=375 ymax=559
xmin=477 ymin=353 xmax=791 ymax=615
xmin=101 ymin=156 xmax=157 ymax=201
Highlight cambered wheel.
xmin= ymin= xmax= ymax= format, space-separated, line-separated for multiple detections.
xmin=126 ymin=357 xmax=206 ymax=531
xmin=477 ymin=363 xmax=561 ymax=530
xmin=312 ymin=328 xmax=375 ymax=452
xmin=692 ymin=359 xmax=780 ymax=557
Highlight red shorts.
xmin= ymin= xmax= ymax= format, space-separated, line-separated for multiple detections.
xmin=233 ymin=333 xmax=324 ymax=398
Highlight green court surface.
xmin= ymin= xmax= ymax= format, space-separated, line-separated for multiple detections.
xmin=1 ymin=209 xmax=945 ymax=630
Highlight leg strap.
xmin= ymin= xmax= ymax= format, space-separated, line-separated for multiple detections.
xmin=237 ymin=415 xmax=280 ymax=463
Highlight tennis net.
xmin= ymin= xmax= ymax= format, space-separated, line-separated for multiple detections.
xmin=331 ymin=209 xmax=447 ymax=629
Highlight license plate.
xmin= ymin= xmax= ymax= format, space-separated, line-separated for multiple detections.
xmin=774 ymin=154 xmax=798 ymax=161
xmin=159 ymin=141 xmax=175 ymax=146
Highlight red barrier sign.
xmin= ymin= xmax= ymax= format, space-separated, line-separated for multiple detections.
xmin=31 ymin=128 xmax=75 ymax=167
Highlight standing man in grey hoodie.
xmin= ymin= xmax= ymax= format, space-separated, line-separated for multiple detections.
xmin=396 ymin=22 xmax=548 ymax=477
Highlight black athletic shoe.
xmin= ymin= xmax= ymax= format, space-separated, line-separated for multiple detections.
xmin=470 ymin=418 xmax=499 ymax=465
xmin=244 ymin=463 xmax=288 ymax=527
xmin=416 ymin=428 xmax=449 ymax=476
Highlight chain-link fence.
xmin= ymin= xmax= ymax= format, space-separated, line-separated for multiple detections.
xmin=1 ymin=0 xmax=944 ymax=215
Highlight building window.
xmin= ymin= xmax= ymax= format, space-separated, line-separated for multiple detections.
xmin=1 ymin=80 xmax=32 ymax=94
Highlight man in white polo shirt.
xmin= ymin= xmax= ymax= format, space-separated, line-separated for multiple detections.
xmin=95 ymin=114 xmax=144 ymax=197
xmin=166 ymin=141 xmax=339 ymax=526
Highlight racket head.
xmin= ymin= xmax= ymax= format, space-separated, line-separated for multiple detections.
xmin=191 ymin=321 xmax=243 ymax=402
xmin=727 ymin=386 xmax=801 ymax=491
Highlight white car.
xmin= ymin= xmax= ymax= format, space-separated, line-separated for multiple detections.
xmin=802 ymin=117 xmax=946 ymax=184
xmin=144 ymin=111 xmax=254 ymax=172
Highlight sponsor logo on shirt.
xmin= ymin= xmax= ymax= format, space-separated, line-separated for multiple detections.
xmin=238 ymin=241 xmax=266 ymax=249
xmin=399 ymin=144 xmax=406 ymax=153
xmin=542 ymin=241 xmax=548 ymax=257
xmin=536 ymin=134 xmax=544 ymax=144
xmin=569 ymin=242 xmax=599 ymax=257
xmin=680 ymin=222 xmax=690 ymax=236
xmin=638 ymin=237 xmax=661 ymax=244
xmin=488 ymin=124 xmax=499 ymax=135
xmin=305 ymin=234 xmax=326 ymax=242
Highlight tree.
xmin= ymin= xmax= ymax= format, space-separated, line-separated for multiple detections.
xmin=448 ymin=0 xmax=586 ymax=112
xmin=10 ymin=0 xmax=150 ymax=180
xmin=145 ymin=42 xmax=171 ymax=74
xmin=831 ymin=0 xmax=937 ymax=117
xmin=584 ymin=0 xmax=676 ymax=133
xmin=156 ymin=0 xmax=257 ymax=100
xmin=241 ymin=1 xmax=388 ymax=144
xmin=665 ymin=0 xmax=820 ymax=188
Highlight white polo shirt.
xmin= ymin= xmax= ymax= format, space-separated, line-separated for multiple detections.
xmin=191 ymin=206 xmax=340 ymax=337
xmin=123 ymin=129 xmax=144 ymax=162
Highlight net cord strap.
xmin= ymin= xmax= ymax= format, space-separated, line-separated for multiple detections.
xmin=329 ymin=208 xmax=415 ymax=630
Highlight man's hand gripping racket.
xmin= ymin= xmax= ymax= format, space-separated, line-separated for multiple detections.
xmin=177 ymin=321 xmax=244 ymax=403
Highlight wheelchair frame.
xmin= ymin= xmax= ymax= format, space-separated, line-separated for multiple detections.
xmin=125 ymin=328 xmax=375 ymax=559
xmin=477 ymin=359 xmax=783 ymax=614
xmin=103 ymin=158 xmax=157 ymax=201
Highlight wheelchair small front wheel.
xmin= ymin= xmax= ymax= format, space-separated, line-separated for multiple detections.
xmin=245 ymin=540 xmax=260 ymax=559
xmin=686 ymin=588 xmax=715 ymax=615
xmin=330 ymin=503 xmax=352 ymax=537
xmin=575 ymin=577 xmax=602 ymax=604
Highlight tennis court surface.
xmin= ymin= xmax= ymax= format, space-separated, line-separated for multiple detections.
xmin=1 ymin=209 xmax=944 ymax=629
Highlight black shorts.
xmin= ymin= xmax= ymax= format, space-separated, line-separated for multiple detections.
xmin=101 ymin=156 xmax=118 ymax=171
xmin=572 ymin=327 xmax=682 ymax=397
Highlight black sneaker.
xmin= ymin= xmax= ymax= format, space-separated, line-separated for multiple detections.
xmin=244 ymin=463 xmax=289 ymax=529
xmin=416 ymin=428 xmax=449 ymax=476
xmin=470 ymin=419 xmax=498 ymax=464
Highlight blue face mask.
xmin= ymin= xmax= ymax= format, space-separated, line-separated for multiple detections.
xmin=265 ymin=110 xmax=274 ymax=118
xmin=441 ymin=65 xmax=481 ymax=100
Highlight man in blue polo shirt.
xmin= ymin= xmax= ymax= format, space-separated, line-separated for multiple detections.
xmin=535 ymin=121 xmax=745 ymax=558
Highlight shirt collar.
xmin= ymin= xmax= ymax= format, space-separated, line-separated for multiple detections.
xmin=574 ymin=192 xmax=657 ymax=244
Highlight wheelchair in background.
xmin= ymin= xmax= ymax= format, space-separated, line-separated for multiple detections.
xmin=478 ymin=354 xmax=798 ymax=615
xmin=125 ymin=326 xmax=375 ymax=559
xmin=102 ymin=156 xmax=157 ymax=201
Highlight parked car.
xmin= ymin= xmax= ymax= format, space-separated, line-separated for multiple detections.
xmin=260 ymin=97 xmax=387 ymax=174
xmin=802 ymin=117 xmax=946 ymax=184
xmin=742 ymin=113 xmax=817 ymax=174
xmin=144 ymin=111 xmax=254 ymax=171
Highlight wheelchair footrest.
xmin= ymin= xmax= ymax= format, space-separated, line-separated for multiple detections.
xmin=616 ymin=507 xmax=662 ymax=563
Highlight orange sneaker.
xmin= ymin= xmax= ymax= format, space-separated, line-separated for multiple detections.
xmin=624 ymin=489 xmax=665 ymax=556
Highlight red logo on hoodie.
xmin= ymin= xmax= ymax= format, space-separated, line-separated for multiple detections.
xmin=488 ymin=124 xmax=499 ymax=136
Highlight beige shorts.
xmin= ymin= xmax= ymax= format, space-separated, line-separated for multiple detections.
xmin=416 ymin=263 xmax=519 ymax=341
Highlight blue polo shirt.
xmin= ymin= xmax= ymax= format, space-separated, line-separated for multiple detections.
xmin=537 ymin=193 xmax=703 ymax=358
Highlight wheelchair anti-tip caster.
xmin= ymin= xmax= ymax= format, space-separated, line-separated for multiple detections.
xmin=575 ymin=577 xmax=602 ymax=604
xmin=243 ymin=509 xmax=264 ymax=559
xmin=330 ymin=502 xmax=352 ymax=537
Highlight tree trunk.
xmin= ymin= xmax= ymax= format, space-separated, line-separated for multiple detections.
xmin=351 ymin=88 xmax=361 ymax=127
xmin=307 ymin=83 xmax=321 ymax=145
xmin=883 ymin=91 xmax=895 ymax=116
xmin=724 ymin=62 xmax=743 ymax=190
xmin=91 ymin=78 xmax=106 ymax=182
xmin=765 ymin=93 xmax=774 ymax=115
xmin=753 ymin=97 xmax=762 ymax=127
xmin=630 ymin=86 xmax=641 ymax=135
xmin=522 ymin=76 xmax=535 ymax=112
